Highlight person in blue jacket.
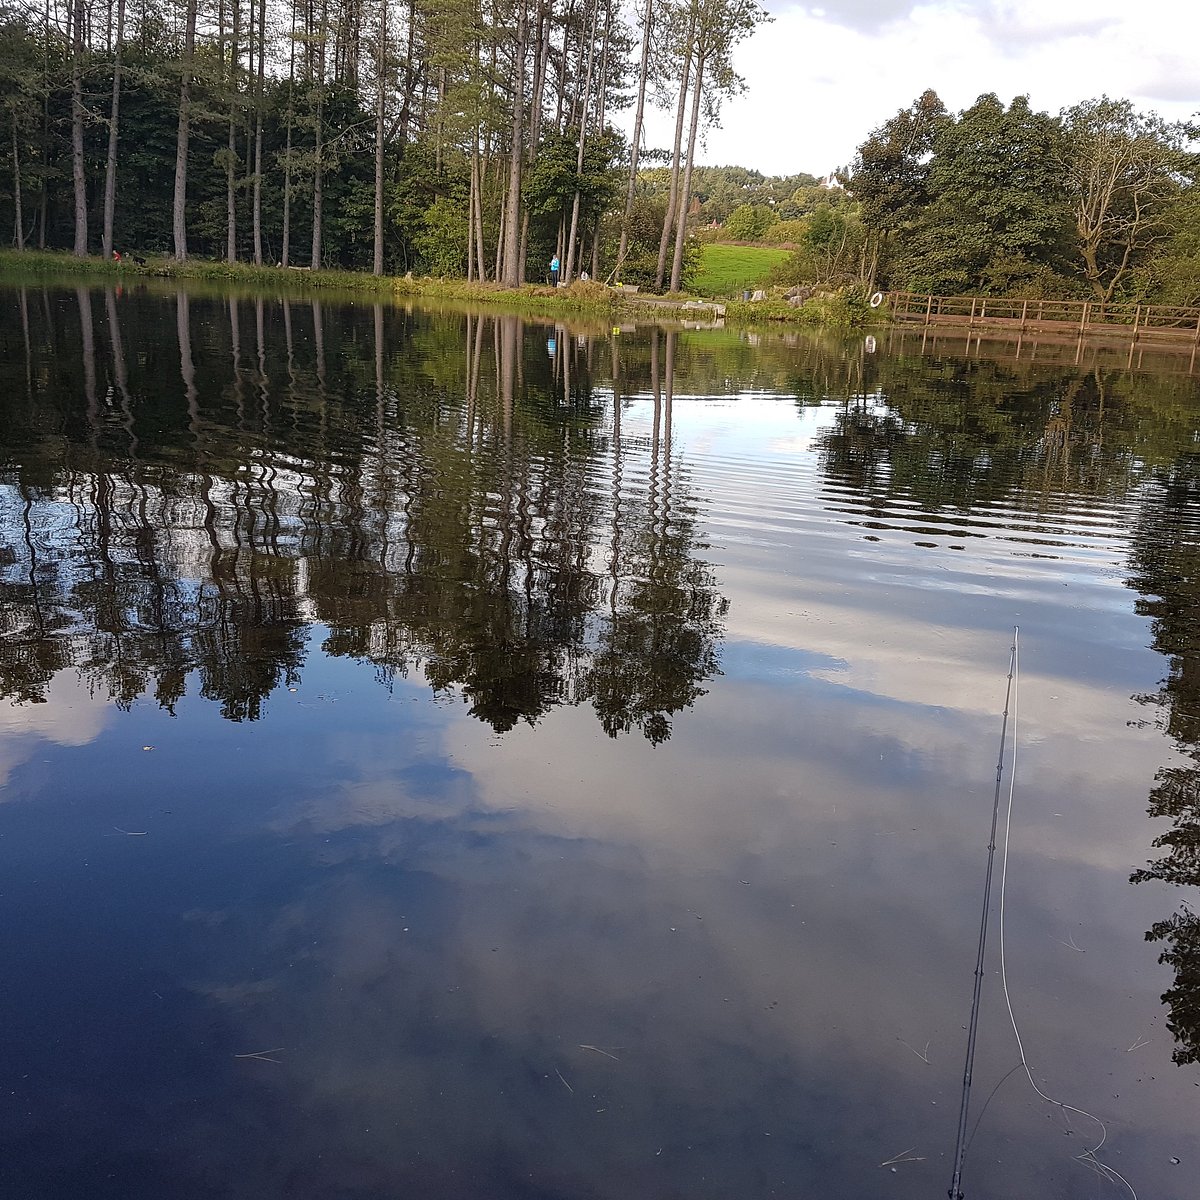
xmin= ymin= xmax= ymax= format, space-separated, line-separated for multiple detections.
xmin=550 ymin=254 xmax=560 ymax=287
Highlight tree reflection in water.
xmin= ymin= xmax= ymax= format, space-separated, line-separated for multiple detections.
xmin=794 ymin=343 xmax=1200 ymax=1068
xmin=0 ymin=287 xmax=725 ymax=744
xmin=1128 ymin=457 xmax=1200 ymax=1065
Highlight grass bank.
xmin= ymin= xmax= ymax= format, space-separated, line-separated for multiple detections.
xmin=0 ymin=250 xmax=625 ymax=317
xmin=692 ymin=243 xmax=791 ymax=298
xmin=0 ymin=248 xmax=875 ymax=328
xmin=722 ymin=291 xmax=877 ymax=327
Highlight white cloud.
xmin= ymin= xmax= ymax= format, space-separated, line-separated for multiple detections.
xmin=632 ymin=0 xmax=1200 ymax=176
xmin=0 ymin=673 xmax=112 ymax=791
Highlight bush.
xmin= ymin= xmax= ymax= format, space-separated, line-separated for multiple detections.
xmin=723 ymin=203 xmax=777 ymax=241
xmin=414 ymin=197 xmax=468 ymax=277
xmin=762 ymin=220 xmax=807 ymax=245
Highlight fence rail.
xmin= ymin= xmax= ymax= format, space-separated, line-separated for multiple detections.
xmin=889 ymin=291 xmax=1200 ymax=343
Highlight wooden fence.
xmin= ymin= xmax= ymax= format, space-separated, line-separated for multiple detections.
xmin=890 ymin=291 xmax=1200 ymax=345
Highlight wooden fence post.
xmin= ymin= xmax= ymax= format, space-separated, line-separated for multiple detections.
xmin=1079 ymin=301 xmax=1088 ymax=335
xmin=1020 ymin=299 xmax=1028 ymax=331
xmin=924 ymin=294 xmax=932 ymax=327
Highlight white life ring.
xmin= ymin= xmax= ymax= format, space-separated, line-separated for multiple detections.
xmin=869 ymin=291 xmax=885 ymax=308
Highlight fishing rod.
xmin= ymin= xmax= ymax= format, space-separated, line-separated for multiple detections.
xmin=948 ymin=630 xmax=1017 ymax=1200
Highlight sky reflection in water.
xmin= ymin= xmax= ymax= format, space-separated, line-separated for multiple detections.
xmin=1 ymin=283 xmax=1198 ymax=1200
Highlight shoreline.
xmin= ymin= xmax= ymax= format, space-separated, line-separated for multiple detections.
xmin=0 ymin=250 xmax=871 ymax=329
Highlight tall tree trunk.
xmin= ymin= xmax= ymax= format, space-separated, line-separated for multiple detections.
xmin=372 ymin=0 xmax=387 ymax=275
xmin=518 ymin=0 xmax=553 ymax=280
xmin=70 ymin=0 xmax=88 ymax=256
xmin=564 ymin=0 xmax=597 ymax=284
xmin=11 ymin=116 xmax=24 ymax=250
xmin=670 ymin=51 xmax=705 ymax=293
xmin=590 ymin=0 xmax=612 ymax=280
xmin=282 ymin=0 xmax=297 ymax=266
xmin=252 ymin=0 xmax=266 ymax=263
xmin=615 ymin=0 xmax=653 ymax=281
xmin=500 ymin=0 xmax=527 ymax=286
xmin=173 ymin=0 xmax=198 ymax=262
xmin=655 ymin=41 xmax=691 ymax=291
xmin=101 ymin=0 xmax=126 ymax=259
xmin=472 ymin=132 xmax=486 ymax=279
xmin=227 ymin=0 xmax=241 ymax=262
xmin=38 ymin=0 xmax=50 ymax=248
xmin=311 ymin=0 xmax=328 ymax=269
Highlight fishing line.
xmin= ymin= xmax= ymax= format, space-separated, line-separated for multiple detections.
xmin=951 ymin=628 xmax=1138 ymax=1199
xmin=996 ymin=632 xmax=1138 ymax=1199
xmin=948 ymin=634 xmax=1016 ymax=1200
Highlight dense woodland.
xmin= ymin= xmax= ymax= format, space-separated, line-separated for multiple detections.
xmin=0 ymin=0 xmax=768 ymax=288
xmin=745 ymin=89 xmax=1200 ymax=305
xmin=1 ymin=1 xmax=1198 ymax=301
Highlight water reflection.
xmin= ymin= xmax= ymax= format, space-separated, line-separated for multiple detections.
xmin=0 ymin=288 xmax=725 ymax=742
xmin=1128 ymin=453 xmax=1200 ymax=1065
xmin=3 ymin=282 xmax=1200 ymax=1199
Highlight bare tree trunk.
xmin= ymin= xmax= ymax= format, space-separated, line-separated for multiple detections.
xmin=11 ymin=116 xmax=24 ymax=250
xmin=518 ymin=0 xmax=553 ymax=280
xmin=472 ymin=133 xmax=486 ymax=279
xmin=467 ymin=148 xmax=478 ymax=281
xmin=227 ymin=0 xmax=241 ymax=262
xmin=70 ymin=0 xmax=88 ymax=256
xmin=500 ymin=0 xmax=527 ymax=286
xmin=590 ymin=0 xmax=612 ymax=280
xmin=173 ymin=0 xmax=199 ymax=262
xmin=670 ymin=51 xmax=705 ymax=293
xmin=564 ymin=0 xmax=598 ymax=284
xmin=38 ymin=0 xmax=49 ymax=248
xmin=372 ymin=0 xmax=386 ymax=275
xmin=615 ymin=0 xmax=652 ymax=281
xmin=655 ymin=41 xmax=691 ymax=291
xmin=252 ymin=0 xmax=266 ymax=263
xmin=311 ymin=0 xmax=328 ymax=269
xmin=282 ymin=0 xmax=296 ymax=266
xmin=101 ymin=0 xmax=126 ymax=259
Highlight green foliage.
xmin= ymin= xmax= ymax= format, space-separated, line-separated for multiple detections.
xmin=636 ymin=164 xmax=818 ymax=223
xmin=612 ymin=195 xmax=668 ymax=288
xmin=761 ymin=219 xmax=807 ymax=244
xmin=765 ymin=204 xmax=868 ymax=288
xmin=846 ymin=86 xmax=1200 ymax=301
xmin=722 ymin=202 xmax=776 ymax=240
xmin=725 ymin=289 xmax=871 ymax=326
xmin=524 ymin=128 xmax=622 ymax=226
xmin=1061 ymin=96 xmax=1191 ymax=301
xmin=415 ymin=197 xmax=469 ymax=277
xmin=847 ymin=89 xmax=950 ymax=233
xmin=896 ymin=95 xmax=1074 ymax=295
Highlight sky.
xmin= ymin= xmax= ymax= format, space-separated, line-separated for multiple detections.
xmin=635 ymin=0 xmax=1200 ymax=177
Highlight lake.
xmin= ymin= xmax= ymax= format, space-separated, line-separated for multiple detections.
xmin=1 ymin=279 xmax=1197 ymax=1199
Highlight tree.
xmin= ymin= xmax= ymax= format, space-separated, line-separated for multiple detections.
xmin=847 ymin=93 xmax=947 ymax=222
xmin=899 ymin=94 xmax=1073 ymax=295
xmin=723 ymin=201 xmax=774 ymax=240
xmin=844 ymin=89 xmax=949 ymax=286
xmin=1061 ymin=97 xmax=1188 ymax=302
xmin=101 ymin=0 xmax=127 ymax=259
xmin=173 ymin=0 xmax=199 ymax=261
xmin=614 ymin=0 xmax=655 ymax=281
xmin=69 ymin=0 xmax=87 ymax=254
xmin=0 ymin=2 xmax=40 ymax=250
xmin=666 ymin=0 xmax=768 ymax=293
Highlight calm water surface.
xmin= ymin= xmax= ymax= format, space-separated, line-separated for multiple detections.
xmin=2 ymin=281 xmax=1199 ymax=1199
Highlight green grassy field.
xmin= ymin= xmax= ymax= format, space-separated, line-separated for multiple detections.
xmin=692 ymin=243 xmax=791 ymax=298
